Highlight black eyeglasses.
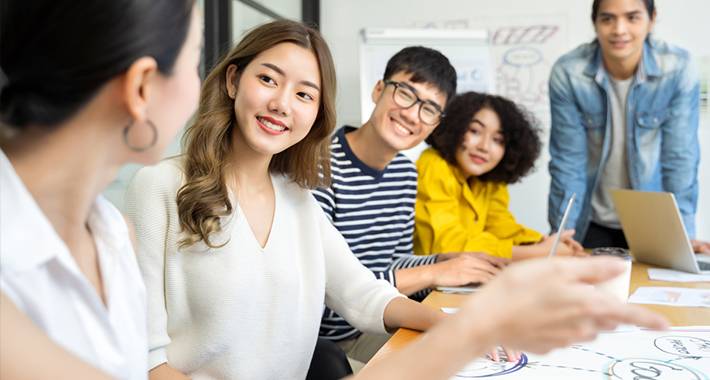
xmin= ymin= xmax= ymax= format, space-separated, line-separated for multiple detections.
xmin=383 ymin=80 xmax=444 ymax=126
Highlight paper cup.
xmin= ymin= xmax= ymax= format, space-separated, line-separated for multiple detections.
xmin=591 ymin=247 xmax=632 ymax=302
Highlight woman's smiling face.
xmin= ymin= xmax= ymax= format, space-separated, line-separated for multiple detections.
xmin=226 ymin=42 xmax=322 ymax=157
xmin=455 ymin=107 xmax=506 ymax=179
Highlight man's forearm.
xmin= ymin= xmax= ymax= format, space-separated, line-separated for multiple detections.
xmin=392 ymin=266 xmax=434 ymax=296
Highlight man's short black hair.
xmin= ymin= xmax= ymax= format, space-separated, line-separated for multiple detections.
xmin=383 ymin=46 xmax=457 ymax=105
xmin=426 ymin=92 xmax=541 ymax=184
xmin=592 ymin=0 xmax=655 ymax=22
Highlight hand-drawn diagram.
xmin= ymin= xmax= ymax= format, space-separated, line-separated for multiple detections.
xmin=449 ymin=329 xmax=710 ymax=379
xmin=493 ymin=26 xmax=557 ymax=117
xmin=411 ymin=15 xmax=569 ymax=125
xmin=454 ymin=352 xmax=528 ymax=378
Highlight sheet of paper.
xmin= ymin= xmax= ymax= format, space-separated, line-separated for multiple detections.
xmin=628 ymin=287 xmax=710 ymax=308
xmin=648 ymin=268 xmax=710 ymax=282
xmin=450 ymin=327 xmax=710 ymax=379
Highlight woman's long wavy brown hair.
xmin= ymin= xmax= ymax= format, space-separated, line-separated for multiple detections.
xmin=177 ymin=20 xmax=337 ymax=248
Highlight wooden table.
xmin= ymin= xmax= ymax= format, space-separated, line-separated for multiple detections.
xmin=369 ymin=262 xmax=710 ymax=364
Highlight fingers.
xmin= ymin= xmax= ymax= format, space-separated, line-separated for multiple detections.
xmin=560 ymin=241 xmax=587 ymax=257
xmin=457 ymin=255 xmax=500 ymax=276
xmin=488 ymin=346 xmax=519 ymax=362
xmin=574 ymin=249 xmax=590 ymax=257
xmin=462 ymin=268 xmax=495 ymax=284
xmin=487 ymin=348 xmax=500 ymax=362
xmin=434 ymin=258 xmax=497 ymax=286
xmin=691 ymin=240 xmax=710 ymax=253
xmin=602 ymin=303 xmax=669 ymax=331
xmin=502 ymin=347 xmax=520 ymax=362
xmin=555 ymin=243 xmax=575 ymax=257
xmin=553 ymin=257 xmax=627 ymax=285
xmin=473 ymin=260 xmax=501 ymax=275
xmin=472 ymin=252 xmax=510 ymax=268
xmin=556 ymin=230 xmax=584 ymax=254
xmin=562 ymin=288 xmax=668 ymax=333
xmin=560 ymin=229 xmax=576 ymax=240
xmin=564 ymin=237 xmax=585 ymax=253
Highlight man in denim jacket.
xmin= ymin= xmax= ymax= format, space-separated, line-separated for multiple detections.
xmin=548 ymin=0 xmax=708 ymax=252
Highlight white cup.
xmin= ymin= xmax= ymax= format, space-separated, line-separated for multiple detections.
xmin=592 ymin=247 xmax=632 ymax=302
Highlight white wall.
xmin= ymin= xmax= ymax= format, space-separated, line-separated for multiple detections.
xmin=231 ymin=0 xmax=301 ymax=40
xmin=321 ymin=0 xmax=710 ymax=240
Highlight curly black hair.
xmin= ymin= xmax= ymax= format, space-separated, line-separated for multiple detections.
xmin=425 ymin=92 xmax=541 ymax=184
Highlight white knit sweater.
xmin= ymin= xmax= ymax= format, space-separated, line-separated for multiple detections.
xmin=125 ymin=158 xmax=402 ymax=380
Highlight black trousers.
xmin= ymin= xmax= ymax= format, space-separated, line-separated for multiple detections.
xmin=583 ymin=222 xmax=628 ymax=249
xmin=306 ymin=338 xmax=353 ymax=380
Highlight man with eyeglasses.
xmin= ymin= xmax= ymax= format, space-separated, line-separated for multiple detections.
xmin=310 ymin=46 xmax=508 ymax=372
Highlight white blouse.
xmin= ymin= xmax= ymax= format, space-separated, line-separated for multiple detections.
xmin=0 ymin=150 xmax=148 ymax=380
xmin=125 ymin=157 xmax=403 ymax=380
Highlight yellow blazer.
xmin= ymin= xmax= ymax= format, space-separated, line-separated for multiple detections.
xmin=414 ymin=148 xmax=542 ymax=258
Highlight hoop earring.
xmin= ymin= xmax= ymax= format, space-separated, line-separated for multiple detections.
xmin=123 ymin=119 xmax=158 ymax=152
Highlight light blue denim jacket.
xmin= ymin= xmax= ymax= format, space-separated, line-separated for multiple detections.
xmin=548 ymin=38 xmax=700 ymax=240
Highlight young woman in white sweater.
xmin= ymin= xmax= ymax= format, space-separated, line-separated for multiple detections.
xmin=126 ymin=20 xmax=667 ymax=380
xmin=126 ymin=20 xmax=452 ymax=380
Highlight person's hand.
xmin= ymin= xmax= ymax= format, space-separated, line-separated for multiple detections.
xmin=487 ymin=346 xmax=520 ymax=363
xmin=560 ymin=232 xmax=586 ymax=256
xmin=436 ymin=252 xmax=510 ymax=268
xmin=691 ymin=239 xmax=710 ymax=254
xmin=431 ymin=254 xmax=501 ymax=286
xmin=457 ymin=257 xmax=668 ymax=354
xmin=539 ymin=230 xmax=586 ymax=257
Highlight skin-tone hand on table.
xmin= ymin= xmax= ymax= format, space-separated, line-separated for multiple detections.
xmin=394 ymin=252 xmax=507 ymax=296
xmin=352 ymin=256 xmax=668 ymax=380
xmin=513 ymin=229 xmax=587 ymax=260
xmin=691 ymin=239 xmax=710 ymax=254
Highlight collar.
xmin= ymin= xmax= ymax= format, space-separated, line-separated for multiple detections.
xmin=424 ymin=148 xmax=481 ymax=221
xmin=337 ymin=126 xmax=387 ymax=179
xmin=0 ymin=149 xmax=66 ymax=272
xmin=452 ymin=163 xmax=481 ymax=222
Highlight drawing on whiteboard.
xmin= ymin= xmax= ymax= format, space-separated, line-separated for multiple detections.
xmin=411 ymin=18 xmax=566 ymax=123
xmin=492 ymin=25 xmax=558 ymax=114
xmin=495 ymin=46 xmax=548 ymax=107
xmin=700 ymin=56 xmax=710 ymax=113
xmin=449 ymin=330 xmax=710 ymax=380
xmin=418 ymin=19 xmax=471 ymax=30
xmin=492 ymin=25 xmax=558 ymax=45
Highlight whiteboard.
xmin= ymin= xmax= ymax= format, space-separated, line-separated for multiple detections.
xmin=359 ymin=28 xmax=494 ymax=123
xmin=325 ymin=1 xmax=710 ymax=239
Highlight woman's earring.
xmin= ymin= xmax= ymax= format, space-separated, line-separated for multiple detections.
xmin=123 ymin=119 xmax=158 ymax=152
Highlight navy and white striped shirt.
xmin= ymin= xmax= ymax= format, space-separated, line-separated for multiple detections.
xmin=313 ymin=126 xmax=437 ymax=342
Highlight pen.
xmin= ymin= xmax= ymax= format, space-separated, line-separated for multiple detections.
xmin=548 ymin=193 xmax=576 ymax=258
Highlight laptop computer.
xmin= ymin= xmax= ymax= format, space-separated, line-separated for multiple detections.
xmin=611 ymin=189 xmax=710 ymax=274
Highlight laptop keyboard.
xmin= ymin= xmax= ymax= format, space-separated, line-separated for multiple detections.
xmin=698 ymin=260 xmax=710 ymax=271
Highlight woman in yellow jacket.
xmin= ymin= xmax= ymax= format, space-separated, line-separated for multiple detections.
xmin=414 ymin=92 xmax=584 ymax=260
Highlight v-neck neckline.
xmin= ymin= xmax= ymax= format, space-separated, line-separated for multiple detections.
xmin=234 ymin=175 xmax=278 ymax=251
